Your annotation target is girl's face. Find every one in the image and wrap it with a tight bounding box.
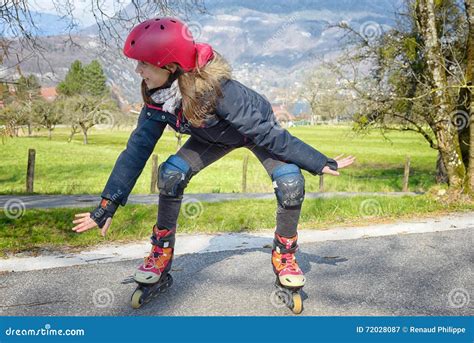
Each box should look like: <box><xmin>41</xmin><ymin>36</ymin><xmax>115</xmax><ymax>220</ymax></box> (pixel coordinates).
<box><xmin>135</xmin><ymin>61</ymin><xmax>177</xmax><ymax>89</ymax></box>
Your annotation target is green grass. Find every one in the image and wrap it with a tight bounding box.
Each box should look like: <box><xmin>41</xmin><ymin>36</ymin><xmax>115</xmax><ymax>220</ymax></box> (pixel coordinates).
<box><xmin>0</xmin><ymin>125</ymin><xmax>438</xmax><ymax>195</ymax></box>
<box><xmin>0</xmin><ymin>194</ymin><xmax>472</xmax><ymax>256</ymax></box>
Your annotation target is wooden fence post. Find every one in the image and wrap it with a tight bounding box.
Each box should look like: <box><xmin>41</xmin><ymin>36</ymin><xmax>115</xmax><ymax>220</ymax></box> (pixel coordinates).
<box><xmin>175</xmin><ymin>133</ymin><xmax>182</xmax><ymax>152</ymax></box>
<box><xmin>150</xmin><ymin>154</ymin><xmax>158</xmax><ymax>193</ymax></box>
<box><xmin>242</xmin><ymin>155</ymin><xmax>249</xmax><ymax>193</ymax></box>
<box><xmin>403</xmin><ymin>156</ymin><xmax>411</xmax><ymax>192</ymax></box>
<box><xmin>26</xmin><ymin>148</ymin><xmax>35</xmax><ymax>193</ymax></box>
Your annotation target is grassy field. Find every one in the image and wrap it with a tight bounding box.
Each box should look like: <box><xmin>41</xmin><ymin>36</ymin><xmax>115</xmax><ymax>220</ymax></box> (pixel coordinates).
<box><xmin>2</xmin><ymin>125</ymin><xmax>472</xmax><ymax>255</ymax></box>
<box><xmin>0</xmin><ymin>125</ymin><xmax>438</xmax><ymax>195</ymax></box>
<box><xmin>1</xmin><ymin>194</ymin><xmax>472</xmax><ymax>256</ymax></box>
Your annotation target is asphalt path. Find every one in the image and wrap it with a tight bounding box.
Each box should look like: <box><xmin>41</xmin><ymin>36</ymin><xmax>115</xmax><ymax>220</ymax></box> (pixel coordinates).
<box><xmin>0</xmin><ymin>192</ymin><xmax>421</xmax><ymax>209</ymax></box>
<box><xmin>0</xmin><ymin>226</ymin><xmax>472</xmax><ymax>316</ymax></box>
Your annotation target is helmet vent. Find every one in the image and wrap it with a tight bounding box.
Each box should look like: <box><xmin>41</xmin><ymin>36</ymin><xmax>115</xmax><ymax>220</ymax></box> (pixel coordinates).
<box><xmin>131</xmin><ymin>40</ymin><xmax>135</xmax><ymax>45</ymax></box>
<box><xmin>145</xmin><ymin>25</ymin><xmax>150</xmax><ymax>29</ymax></box>
<box><xmin>155</xmin><ymin>18</ymin><xmax>160</xmax><ymax>21</ymax></box>
<box><xmin>160</xmin><ymin>24</ymin><xmax>165</xmax><ymax>30</ymax></box>
<box><xmin>170</xmin><ymin>20</ymin><xmax>176</xmax><ymax>23</ymax></box>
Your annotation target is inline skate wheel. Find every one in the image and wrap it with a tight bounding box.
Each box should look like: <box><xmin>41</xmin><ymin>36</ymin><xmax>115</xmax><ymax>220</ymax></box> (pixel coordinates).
<box><xmin>131</xmin><ymin>289</ymin><xmax>144</xmax><ymax>309</ymax></box>
<box><xmin>291</xmin><ymin>293</ymin><xmax>303</xmax><ymax>314</ymax></box>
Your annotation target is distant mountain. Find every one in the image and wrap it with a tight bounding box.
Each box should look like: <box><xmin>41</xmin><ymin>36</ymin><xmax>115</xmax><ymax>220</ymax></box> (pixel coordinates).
<box><xmin>203</xmin><ymin>0</ymin><xmax>399</xmax><ymax>13</ymax></box>
<box><xmin>2</xmin><ymin>0</ymin><xmax>403</xmax><ymax>106</ymax></box>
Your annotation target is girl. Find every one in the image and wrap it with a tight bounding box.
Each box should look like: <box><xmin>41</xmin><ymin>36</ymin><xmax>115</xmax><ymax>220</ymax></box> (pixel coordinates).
<box><xmin>72</xmin><ymin>17</ymin><xmax>355</xmax><ymax>295</ymax></box>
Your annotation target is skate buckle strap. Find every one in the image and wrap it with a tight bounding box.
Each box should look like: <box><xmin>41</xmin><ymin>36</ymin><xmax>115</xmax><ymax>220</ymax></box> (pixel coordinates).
<box><xmin>274</xmin><ymin>237</ymin><xmax>298</xmax><ymax>254</ymax></box>
<box><xmin>150</xmin><ymin>238</ymin><xmax>169</xmax><ymax>248</ymax></box>
<box><xmin>150</xmin><ymin>226</ymin><xmax>176</xmax><ymax>248</ymax></box>
<box><xmin>275</xmin><ymin>245</ymin><xmax>298</xmax><ymax>254</ymax></box>
<box><xmin>150</xmin><ymin>233</ymin><xmax>175</xmax><ymax>248</ymax></box>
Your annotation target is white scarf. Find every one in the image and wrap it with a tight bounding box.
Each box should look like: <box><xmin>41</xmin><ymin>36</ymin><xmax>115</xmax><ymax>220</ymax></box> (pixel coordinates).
<box><xmin>150</xmin><ymin>80</ymin><xmax>182</xmax><ymax>114</ymax></box>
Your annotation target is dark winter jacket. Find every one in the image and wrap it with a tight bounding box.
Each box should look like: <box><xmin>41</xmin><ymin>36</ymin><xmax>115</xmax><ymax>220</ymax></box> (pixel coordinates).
<box><xmin>101</xmin><ymin>79</ymin><xmax>337</xmax><ymax>206</ymax></box>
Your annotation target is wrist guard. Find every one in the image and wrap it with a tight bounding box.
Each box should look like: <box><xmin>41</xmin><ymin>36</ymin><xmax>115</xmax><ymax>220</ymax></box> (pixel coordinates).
<box><xmin>90</xmin><ymin>198</ymin><xmax>119</xmax><ymax>229</ymax></box>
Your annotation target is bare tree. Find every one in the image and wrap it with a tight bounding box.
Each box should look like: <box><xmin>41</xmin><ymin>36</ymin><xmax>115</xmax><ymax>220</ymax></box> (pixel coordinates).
<box><xmin>302</xmin><ymin>67</ymin><xmax>352</xmax><ymax>124</ymax></box>
<box><xmin>33</xmin><ymin>99</ymin><xmax>62</xmax><ymax>140</ymax></box>
<box><xmin>0</xmin><ymin>101</ymin><xmax>28</xmax><ymax>136</ymax></box>
<box><xmin>59</xmin><ymin>95</ymin><xmax>119</xmax><ymax>144</ymax></box>
<box><xmin>0</xmin><ymin>0</ymin><xmax>205</xmax><ymax>77</ymax></box>
<box><xmin>328</xmin><ymin>0</ymin><xmax>472</xmax><ymax>193</ymax></box>
<box><xmin>415</xmin><ymin>0</ymin><xmax>466</xmax><ymax>190</ymax></box>
<box><xmin>464</xmin><ymin>0</ymin><xmax>474</xmax><ymax>191</ymax></box>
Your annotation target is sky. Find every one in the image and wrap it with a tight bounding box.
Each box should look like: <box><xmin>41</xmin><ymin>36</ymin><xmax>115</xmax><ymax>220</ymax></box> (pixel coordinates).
<box><xmin>29</xmin><ymin>0</ymin><xmax>130</xmax><ymax>27</ymax></box>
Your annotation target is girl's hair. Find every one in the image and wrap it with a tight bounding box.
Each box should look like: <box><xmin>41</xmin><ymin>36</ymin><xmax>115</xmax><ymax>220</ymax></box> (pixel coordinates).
<box><xmin>178</xmin><ymin>51</ymin><xmax>232</xmax><ymax>126</ymax></box>
<box><xmin>142</xmin><ymin>50</ymin><xmax>232</xmax><ymax>127</ymax></box>
<box><xmin>141</xmin><ymin>79</ymin><xmax>152</xmax><ymax>105</ymax></box>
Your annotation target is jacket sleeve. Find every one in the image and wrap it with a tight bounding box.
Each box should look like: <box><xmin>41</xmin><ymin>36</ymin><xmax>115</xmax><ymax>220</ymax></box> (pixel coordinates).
<box><xmin>100</xmin><ymin>107</ymin><xmax>167</xmax><ymax>206</ymax></box>
<box><xmin>216</xmin><ymin>80</ymin><xmax>337</xmax><ymax>175</ymax></box>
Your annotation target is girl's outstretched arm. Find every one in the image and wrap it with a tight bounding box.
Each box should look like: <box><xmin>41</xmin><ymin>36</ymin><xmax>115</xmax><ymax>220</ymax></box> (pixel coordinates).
<box><xmin>321</xmin><ymin>154</ymin><xmax>356</xmax><ymax>175</ymax></box>
<box><xmin>72</xmin><ymin>107</ymin><xmax>167</xmax><ymax>235</ymax></box>
<box><xmin>100</xmin><ymin>107</ymin><xmax>167</xmax><ymax>206</ymax></box>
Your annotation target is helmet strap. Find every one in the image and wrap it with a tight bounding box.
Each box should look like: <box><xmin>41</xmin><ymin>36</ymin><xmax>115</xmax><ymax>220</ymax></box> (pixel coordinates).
<box><xmin>157</xmin><ymin>67</ymin><xmax>183</xmax><ymax>89</ymax></box>
<box><xmin>144</xmin><ymin>67</ymin><xmax>183</xmax><ymax>96</ymax></box>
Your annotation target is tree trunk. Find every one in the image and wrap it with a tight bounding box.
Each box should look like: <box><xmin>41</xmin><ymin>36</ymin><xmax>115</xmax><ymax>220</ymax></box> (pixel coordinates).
<box><xmin>465</xmin><ymin>0</ymin><xmax>474</xmax><ymax>193</ymax></box>
<box><xmin>469</xmin><ymin>102</ymin><xmax>473</xmax><ymax>191</ymax></box>
<box><xmin>27</xmin><ymin>123</ymin><xmax>32</xmax><ymax>136</ymax></box>
<box><xmin>78</xmin><ymin>122</ymin><xmax>89</xmax><ymax>145</ymax></box>
<box><xmin>7</xmin><ymin>122</ymin><xmax>15</xmax><ymax>137</ymax></box>
<box><xmin>436</xmin><ymin>152</ymin><xmax>449</xmax><ymax>184</ymax></box>
<box><xmin>68</xmin><ymin>124</ymin><xmax>78</xmax><ymax>143</ymax></box>
<box><xmin>435</xmin><ymin>126</ymin><xmax>466</xmax><ymax>189</ymax></box>
<box><xmin>417</xmin><ymin>0</ymin><xmax>467</xmax><ymax>190</ymax></box>
<box><xmin>458</xmin><ymin>115</ymin><xmax>470</xmax><ymax>168</ymax></box>
<box><xmin>48</xmin><ymin>127</ymin><xmax>52</xmax><ymax>140</ymax></box>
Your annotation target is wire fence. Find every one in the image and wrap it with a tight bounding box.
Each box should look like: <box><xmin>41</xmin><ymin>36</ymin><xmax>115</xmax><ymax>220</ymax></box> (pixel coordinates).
<box><xmin>10</xmin><ymin>149</ymin><xmax>424</xmax><ymax>196</ymax></box>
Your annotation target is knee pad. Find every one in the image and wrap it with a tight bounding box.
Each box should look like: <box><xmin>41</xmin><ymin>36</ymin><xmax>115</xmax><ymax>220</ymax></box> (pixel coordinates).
<box><xmin>158</xmin><ymin>155</ymin><xmax>192</xmax><ymax>197</ymax></box>
<box><xmin>271</xmin><ymin>164</ymin><xmax>305</xmax><ymax>208</ymax></box>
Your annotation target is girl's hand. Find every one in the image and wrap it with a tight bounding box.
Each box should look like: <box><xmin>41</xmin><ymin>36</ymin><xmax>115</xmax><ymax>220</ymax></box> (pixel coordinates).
<box><xmin>72</xmin><ymin>213</ymin><xmax>112</xmax><ymax>237</ymax></box>
<box><xmin>322</xmin><ymin>154</ymin><xmax>356</xmax><ymax>176</ymax></box>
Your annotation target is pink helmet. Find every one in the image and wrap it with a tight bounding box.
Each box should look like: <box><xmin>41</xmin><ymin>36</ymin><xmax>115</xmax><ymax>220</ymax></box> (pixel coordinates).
<box><xmin>123</xmin><ymin>17</ymin><xmax>213</xmax><ymax>72</ymax></box>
